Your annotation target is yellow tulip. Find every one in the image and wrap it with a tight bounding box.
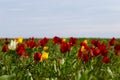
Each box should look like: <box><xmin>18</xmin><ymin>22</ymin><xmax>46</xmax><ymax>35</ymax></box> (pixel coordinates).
<box><xmin>62</xmin><ymin>38</ymin><xmax>66</xmax><ymax>42</ymax></box>
<box><xmin>41</xmin><ymin>52</ymin><xmax>48</xmax><ymax>60</ymax></box>
<box><xmin>17</xmin><ymin>37</ymin><xmax>23</xmax><ymax>43</ymax></box>
<box><xmin>39</xmin><ymin>59</ymin><xmax>43</xmax><ymax>62</ymax></box>
<box><xmin>81</xmin><ymin>46</ymin><xmax>85</xmax><ymax>52</ymax></box>
<box><xmin>43</xmin><ymin>46</ymin><xmax>48</xmax><ymax>51</ymax></box>
<box><xmin>83</xmin><ymin>40</ymin><xmax>88</xmax><ymax>44</ymax></box>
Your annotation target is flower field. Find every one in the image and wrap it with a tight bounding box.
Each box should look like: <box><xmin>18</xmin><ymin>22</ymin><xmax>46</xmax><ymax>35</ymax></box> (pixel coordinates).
<box><xmin>0</xmin><ymin>37</ymin><xmax>120</xmax><ymax>80</ymax></box>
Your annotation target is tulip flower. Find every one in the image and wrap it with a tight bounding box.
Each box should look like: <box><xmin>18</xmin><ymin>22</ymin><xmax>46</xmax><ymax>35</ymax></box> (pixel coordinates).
<box><xmin>109</xmin><ymin>37</ymin><xmax>115</xmax><ymax>46</ymax></box>
<box><xmin>114</xmin><ymin>44</ymin><xmax>120</xmax><ymax>51</ymax></box>
<box><xmin>34</xmin><ymin>52</ymin><xmax>42</xmax><ymax>61</ymax></box>
<box><xmin>60</xmin><ymin>42</ymin><xmax>71</xmax><ymax>53</ymax></box>
<box><xmin>62</xmin><ymin>38</ymin><xmax>66</xmax><ymax>42</ymax></box>
<box><xmin>16</xmin><ymin>44</ymin><xmax>26</xmax><ymax>57</ymax></box>
<box><xmin>8</xmin><ymin>40</ymin><xmax>18</xmax><ymax>50</ymax></box>
<box><xmin>26</xmin><ymin>39</ymin><xmax>36</xmax><ymax>48</ymax></box>
<box><xmin>5</xmin><ymin>38</ymin><xmax>9</xmax><ymax>45</ymax></box>
<box><xmin>81</xmin><ymin>46</ymin><xmax>85</xmax><ymax>52</ymax></box>
<box><xmin>41</xmin><ymin>52</ymin><xmax>48</xmax><ymax>61</ymax></box>
<box><xmin>53</xmin><ymin>36</ymin><xmax>62</xmax><ymax>44</ymax></box>
<box><xmin>39</xmin><ymin>37</ymin><xmax>49</xmax><ymax>47</ymax></box>
<box><xmin>83</xmin><ymin>40</ymin><xmax>88</xmax><ymax>44</ymax></box>
<box><xmin>91</xmin><ymin>40</ymin><xmax>101</xmax><ymax>47</ymax></box>
<box><xmin>114</xmin><ymin>44</ymin><xmax>120</xmax><ymax>55</ymax></box>
<box><xmin>92</xmin><ymin>48</ymin><xmax>100</xmax><ymax>56</ymax></box>
<box><xmin>43</xmin><ymin>46</ymin><xmax>48</xmax><ymax>51</ymax></box>
<box><xmin>102</xmin><ymin>56</ymin><xmax>110</xmax><ymax>64</ymax></box>
<box><xmin>69</xmin><ymin>37</ymin><xmax>77</xmax><ymax>46</ymax></box>
<box><xmin>2</xmin><ymin>45</ymin><xmax>8</xmax><ymax>52</ymax></box>
<box><xmin>82</xmin><ymin>53</ymin><xmax>89</xmax><ymax>63</ymax></box>
<box><xmin>17</xmin><ymin>37</ymin><xmax>23</xmax><ymax>43</ymax></box>
<box><xmin>80</xmin><ymin>40</ymin><xmax>89</xmax><ymax>52</ymax></box>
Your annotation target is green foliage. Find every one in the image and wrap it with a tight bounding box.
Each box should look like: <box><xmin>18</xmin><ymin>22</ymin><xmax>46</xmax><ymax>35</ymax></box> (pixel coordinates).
<box><xmin>0</xmin><ymin>38</ymin><xmax>120</xmax><ymax>80</ymax></box>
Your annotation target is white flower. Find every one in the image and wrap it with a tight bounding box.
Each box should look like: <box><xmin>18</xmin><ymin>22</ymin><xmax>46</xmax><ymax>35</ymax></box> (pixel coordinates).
<box><xmin>58</xmin><ymin>58</ymin><xmax>65</xmax><ymax>65</ymax></box>
<box><xmin>61</xmin><ymin>58</ymin><xmax>65</xmax><ymax>65</ymax></box>
<box><xmin>8</xmin><ymin>40</ymin><xmax>18</xmax><ymax>50</ymax></box>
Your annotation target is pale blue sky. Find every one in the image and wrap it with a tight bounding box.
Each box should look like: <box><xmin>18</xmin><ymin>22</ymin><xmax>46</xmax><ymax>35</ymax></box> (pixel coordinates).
<box><xmin>0</xmin><ymin>0</ymin><xmax>120</xmax><ymax>38</ymax></box>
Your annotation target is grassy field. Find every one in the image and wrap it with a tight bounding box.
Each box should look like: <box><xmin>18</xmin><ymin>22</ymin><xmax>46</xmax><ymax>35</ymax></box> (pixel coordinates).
<box><xmin>0</xmin><ymin>37</ymin><xmax>120</xmax><ymax>80</ymax></box>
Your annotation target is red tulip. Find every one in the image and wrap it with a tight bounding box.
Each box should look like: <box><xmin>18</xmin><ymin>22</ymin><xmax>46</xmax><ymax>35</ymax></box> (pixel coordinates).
<box><xmin>53</xmin><ymin>36</ymin><xmax>62</xmax><ymax>44</ymax></box>
<box><xmin>26</xmin><ymin>39</ymin><xmax>36</xmax><ymax>48</ymax></box>
<box><xmin>34</xmin><ymin>52</ymin><xmax>42</xmax><ymax>61</ymax></box>
<box><xmin>31</xmin><ymin>37</ymin><xmax>35</xmax><ymax>41</ymax></box>
<box><xmin>60</xmin><ymin>42</ymin><xmax>71</xmax><ymax>53</ymax></box>
<box><xmin>80</xmin><ymin>42</ymin><xmax>87</xmax><ymax>46</ymax></box>
<box><xmin>82</xmin><ymin>54</ymin><xmax>89</xmax><ymax>63</ymax></box>
<box><xmin>5</xmin><ymin>38</ymin><xmax>9</xmax><ymax>45</ymax></box>
<box><xmin>69</xmin><ymin>37</ymin><xmax>77</xmax><ymax>46</ymax></box>
<box><xmin>16</xmin><ymin>44</ymin><xmax>26</xmax><ymax>56</ymax></box>
<box><xmin>114</xmin><ymin>44</ymin><xmax>120</xmax><ymax>51</ymax></box>
<box><xmin>85</xmin><ymin>45</ymin><xmax>91</xmax><ymax>51</ymax></box>
<box><xmin>99</xmin><ymin>43</ymin><xmax>108</xmax><ymax>56</ymax></box>
<box><xmin>2</xmin><ymin>45</ymin><xmax>8</xmax><ymax>52</ymax></box>
<box><xmin>114</xmin><ymin>50</ymin><xmax>120</xmax><ymax>56</ymax></box>
<box><xmin>102</xmin><ymin>56</ymin><xmax>110</xmax><ymax>64</ymax></box>
<box><xmin>109</xmin><ymin>37</ymin><xmax>115</xmax><ymax>46</ymax></box>
<box><xmin>92</xmin><ymin>48</ymin><xmax>100</xmax><ymax>56</ymax></box>
<box><xmin>101</xmin><ymin>49</ymin><xmax>108</xmax><ymax>56</ymax></box>
<box><xmin>39</xmin><ymin>37</ymin><xmax>49</xmax><ymax>47</ymax></box>
<box><xmin>91</xmin><ymin>40</ymin><xmax>101</xmax><ymax>47</ymax></box>
<box><xmin>114</xmin><ymin>44</ymin><xmax>120</xmax><ymax>56</ymax></box>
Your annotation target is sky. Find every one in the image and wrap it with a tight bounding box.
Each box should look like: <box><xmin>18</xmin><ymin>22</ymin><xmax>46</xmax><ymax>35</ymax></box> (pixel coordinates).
<box><xmin>0</xmin><ymin>0</ymin><xmax>120</xmax><ymax>38</ymax></box>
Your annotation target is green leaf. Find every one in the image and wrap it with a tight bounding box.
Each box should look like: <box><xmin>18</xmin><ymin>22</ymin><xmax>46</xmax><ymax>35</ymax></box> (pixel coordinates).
<box><xmin>107</xmin><ymin>67</ymin><xmax>114</xmax><ymax>78</ymax></box>
<box><xmin>0</xmin><ymin>74</ymin><xmax>15</xmax><ymax>80</ymax></box>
